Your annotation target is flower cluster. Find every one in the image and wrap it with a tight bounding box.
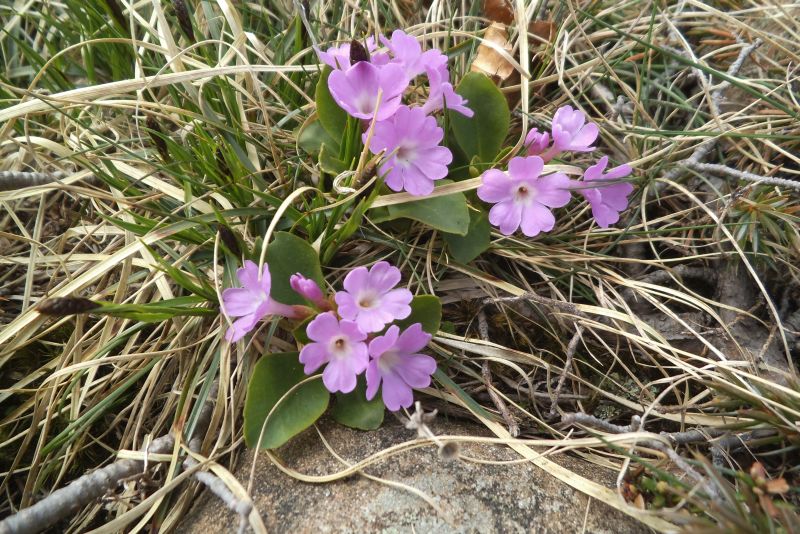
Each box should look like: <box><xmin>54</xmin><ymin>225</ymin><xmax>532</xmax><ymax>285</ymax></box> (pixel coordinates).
<box><xmin>221</xmin><ymin>260</ymin><xmax>437</xmax><ymax>411</ymax></box>
<box><xmin>477</xmin><ymin>105</ymin><xmax>634</xmax><ymax>235</ymax></box>
<box><xmin>318</xmin><ymin>31</ymin><xmax>472</xmax><ymax>197</ymax></box>
<box><xmin>298</xmin><ymin>262</ymin><xmax>436</xmax><ymax>411</ymax></box>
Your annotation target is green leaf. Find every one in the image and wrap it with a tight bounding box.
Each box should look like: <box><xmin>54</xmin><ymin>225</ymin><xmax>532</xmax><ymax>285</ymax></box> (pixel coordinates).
<box><xmin>297</xmin><ymin>116</ymin><xmax>338</xmax><ymax>156</ymax></box>
<box><xmin>319</xmin><ymin>143</ymin><xmax>348</xmax><ymax>175</ymax></box>
<box><xmin>450</xmin><ymin>72</ymin><xmax>510</xmax><ymax>163</ymax></box>
<box><xmin>292</xmin><ymin>316</ymin><xmax>313</xmax><ymax>345</ymax></box>
<box><xmin>443</xmin><ymin>210</ymin><xmax>490</xmax><ymax>263</ymax></box>
<box><xmin>381</xmin><ymin>185</ymin><xmax>470</xmax><ymax>235</ymax></box>
<box><xmin>331</xmin><ymin>377</ymin><xmax>384</xmax><ymax>430</ymax></box>
<box><xmin>265</xmin><ymin>232</ymin><xmax>324</xmax><ymax>305</ymax></box>
<box><xmin>315</xmin><ymin>67</ymin><xmax>347</xmax><ymax>139</ymax></box>
<box><xmin>96</xmin><ymin>297</ymin><xmax>216</xmax><ymax>322</ymax></box>
<box><xmin>395</xmin><ymin>295</ymin><xmax>442</xmax><ymax>334</ymax></box>
<box><xmin>244</xmin><ymin>352</ymin><xmax>330</xmax><ymax>449</ymax></box>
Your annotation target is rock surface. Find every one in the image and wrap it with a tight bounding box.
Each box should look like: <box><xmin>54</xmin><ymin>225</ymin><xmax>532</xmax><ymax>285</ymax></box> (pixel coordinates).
<box><xmin>179</xmin><ymin>417</ymin><xmax>651</xmax><ymax>533</ymax></box>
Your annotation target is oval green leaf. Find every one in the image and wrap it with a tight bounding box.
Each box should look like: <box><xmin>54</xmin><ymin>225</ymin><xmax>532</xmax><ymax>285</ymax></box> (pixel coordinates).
<box><xmin>315</xmin><ymin>67</ymin><xmax>347</xmax><ymax>139</ymax></box>
<box><xmin>331</xmin><ymin>377</ymin><xmax>384</xmax><ymax>430</ymax></box>
<box><xmin>395</xmin><ymin>295</ymin><xmax>442</xmax><ymax>334</ymax></box>
<box><xmin>265</xmin><ymin>232</ymin><xmax>324</xmax><ymax>305</ymax></box>
<box><xmin>383</xmin><ymin>188</ymin><xmax>470</xmax><ymax>235</ymax></box>
<box><xmin>297</xmin><ymin>115</ymin><xmax>338</xmax><ymax>156</ymax></box>
<box><xmin>244</xmin><ymin>352</ymin><xmax>330</xmax><ymax>449</ymax></box>
<box><xmin>450</xmin><ymin>72</ymin><xmax>510</xmax><ymax>163</ymax></box>
<box><xmin>443</xmin><ymin>209</ymin><xmax>490</xmax><ymax>263</ymax></box>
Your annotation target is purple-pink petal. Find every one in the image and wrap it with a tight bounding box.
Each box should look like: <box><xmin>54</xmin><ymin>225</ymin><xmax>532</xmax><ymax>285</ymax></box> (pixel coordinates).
<box><xmin>236</xmin><ymin>260</ymin><xmax>264</xmax><ymax>291</ymax></box>
<box><xmin>365</xmin><ymin>105</ymin><xmax>451</xmax><ymax>196</ymax></box>
<box><xmin>489</xmin><ymin>200</ymin><xmax>523</xmax><ymax>236</ymax></box>
<box><xmin>524</xmin><ymin>129</ymin><xmax>550</xmax><ymax>156</ymax></box>
<box><xmin>365</xmin><ymin>361</ymin><xmax>382</xmax><ymax>401</ymax></box>
<box><xmin>394</xmin><ymin>323</ymin><xmax>432</xmax><ymax>354</ymax></box>
<box><xmin>381</xmin><ymin>372</ymin><xmax>414</xmax><ymax>411</ymax></box>
<box><xmin>477</xmin><ymin>169</ymin><xmax>514</xmax><ymax>203</ymax></box>
<box><xmin>368</xmin><ymin>325</ymin><xmax>400</xmax><ymax>358</ymax></box>
<box><xmin>299</xmin><ymin>342</ymin><xmax>330</xmax><ymax>374</ymax></box>
<box><xmin>306</xmin><ymin>311</ymin><xmax>340</xmax><ymax>343</ymax></box>
<box><xmin>508</xmin><ymin>155</ymin><xmax>544</xmax><ymax>180</ymax></box>
<box><xmin>394</xmin><ymin>354</ymin><xmax>437</xmax><ymax>388</ymax></box>
<box><xmin>290</xmin><ymin>273</ymin><xmax>325</xmax><ymax>305</ymax></box>
<box><xmin>221</xmin><ymin>287</ymin><xmax>260</xmax><ymax>316</ymax></box>
<box><xmin>328</xmin><ymin>62</ymin><xmax>407</xmax><ymax>121</ymax></box>
<box><xmin>550</xmin><ymin>105</ymin><xmax>598</xmax><ymax>154</ymax></box>
<box><xmin>366</xmin><ymin>324</ymin><xmax>435</xmax><ymax>411</ymax></box>
<box><xmin>379</xmin><ymin>288</ymin><xmax>413</xmax><ymax>319</ymax></box>
<box><xmin>367</xmin><ymin>261</ymin><xmax>401</xmax><ymax>292</ymax></box>
<box><xmin>535</xmin><ymin>173</ymin><xmax>573</xmax><ymax>207</ymax></box>
<box><xmin>520</xmin><ymin>203</ymin><xmax>555</xmax><ymax>237</ymax></box>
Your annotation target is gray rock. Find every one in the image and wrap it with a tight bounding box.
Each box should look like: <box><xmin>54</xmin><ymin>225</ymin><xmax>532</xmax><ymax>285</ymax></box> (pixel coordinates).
<box><xmin>179</xmin><ymin>417</ymin><xmax>651</xmax><ymax>534</ymax></box>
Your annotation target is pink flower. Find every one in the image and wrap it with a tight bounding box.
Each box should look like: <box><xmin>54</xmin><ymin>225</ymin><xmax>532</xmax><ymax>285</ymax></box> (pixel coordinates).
<box><xmin>540</xmin><ymin>105</ymin><xmax>599</xmax><ymax>161</ymax></box>
<box><xmin>421</xmin><ymin>66</ymin><xmax>473</xmax><ymax>117</ymax></box>
<box><xmin>524</xmin><ymin>128</ymin><xmax>550</xmax><ymax>156</ymax></box>
<box><xmin>334</xmin><ymin>261</ymin><xmax>413</xmax><ymax>333</ymax></box>
<box><xmin>381</xmin><ymin>30</ymin><xmax>448</xmax><ymax>79</ymax></box>
<box><xmin>477</xmin><ymin>156</ymin><xmax>572</xmax><ymax>237</ymax></box>
<box><xmin>576</xmin><ymin>156</ymin><xmax>634</xmax><ymax>228</ymax></box>
<box><xmin>365</xmin><ymin>105</ymin><xmax>452</xmax><ymax>196</ymax></box>
<box><xmin>328</xmin><ymin>62</ymin><xmax>408</xmax><ymax>121</ymax></box>
<box><xmin>299</xmin><ymin>312</ymin><xmax>369</xmax><ymax>393</ymax></box>
<box><xmin>366</xmin><ymin>323</ymin><xmax>436</xmax><ymax>411</ymax></box>
<box><xmin>316</xmin><ymin>36</ymin><xmax>388</xmax><ymax>70</ymax></box>
<box><xmin>290</xmin><ymin>273</ymin><xmax>327</xmax><ymax>308</ymax></box>
<box><xmin>221</xmin><ymin>261</ymin><xmax>298</xmax><ymax>342</ymax></box>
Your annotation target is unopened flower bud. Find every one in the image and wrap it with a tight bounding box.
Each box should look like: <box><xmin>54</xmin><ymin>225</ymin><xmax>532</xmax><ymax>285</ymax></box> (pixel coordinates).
<box><xmin>37</xmin><ymin>297</ymin><xmax>100</xmax><ymax>316</ymax></box>
<box><xmin>349</xmin><ymin>39</ymin><xmax>370</xmax><ymax>65</ymax></box>
<box><xmin>290</xmin><ymin>273</ymin><xmax>326</xmax><ymax>308</ymax></box>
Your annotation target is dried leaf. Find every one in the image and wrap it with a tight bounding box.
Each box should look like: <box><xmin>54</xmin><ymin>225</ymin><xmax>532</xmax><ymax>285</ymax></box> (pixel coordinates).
<box><xmin>750</xmin><ymin>461</ymin><xmax>767</xmax><ymax>481</ymax></box>
<box><xmin>529</xmin><ymin>21</ymin><xmax>555</xmax><ymax>45</ymax></box>
<box><xmin>764</xmin><ymin>478</ymin><xmax>790</xmax><ymax>494</ymax></box>
<box><xmin>483</xmin><ymin>0</ymin><xmax>514</xmax><ymax>24</ymax></box>
<box><xmin>471</xmin><ymin>23</ymin><xmax>515</xmax><ymax>83</ymax></box>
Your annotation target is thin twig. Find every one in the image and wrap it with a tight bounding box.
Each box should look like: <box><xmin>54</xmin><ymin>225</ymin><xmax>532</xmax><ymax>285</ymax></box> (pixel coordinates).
<box><xmin>561</xmin><ymin>412</ymin><xmax>721</xmax><ymax>501</ymax></box>
<box><xmin>685</xmin><ymin>162</ymin><xmax>800</xmax><ymax>190</ymax></box>
<box><xmin>549</xmin><ymin>325</ymin><xmax>584</xmax><ymax>417</ymax></box>
<box><xmin>0</xmin><ymin>171</ymin><xmax>68</xmax><ymax>191</ymax></box>
<box><xmin>478</xmin><ymin>310</ymin><xmax>520</xmax><ymax>437</ymax></box>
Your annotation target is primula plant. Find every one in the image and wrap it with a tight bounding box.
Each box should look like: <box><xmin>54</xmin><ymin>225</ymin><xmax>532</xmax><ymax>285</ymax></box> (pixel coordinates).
<box><xmin>233</xmin><ymin>30</ymin><xmax>637</xmax><ymax>449</ymax></box>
